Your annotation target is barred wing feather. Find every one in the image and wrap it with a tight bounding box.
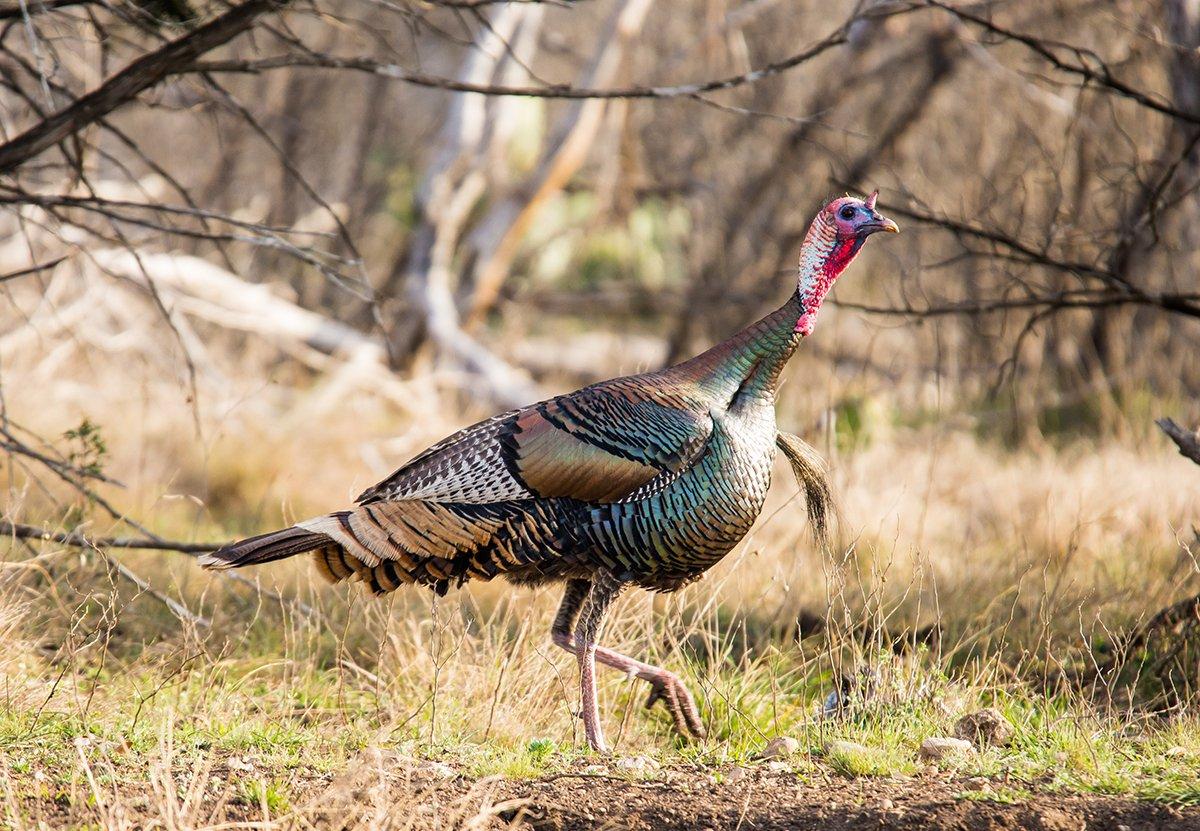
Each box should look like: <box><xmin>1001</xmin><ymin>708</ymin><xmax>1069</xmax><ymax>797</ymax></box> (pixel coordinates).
<box><xmin>356</xmin><ymin>380</ymin><xmax>713</xmax><ymax>506</ymax></box>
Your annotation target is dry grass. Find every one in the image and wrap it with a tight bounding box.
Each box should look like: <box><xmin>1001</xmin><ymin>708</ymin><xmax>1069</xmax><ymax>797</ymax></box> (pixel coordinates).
<box><xmin>3</xmin><ymin>315</ymin><xmax>1200</xmax><ymax>828</ymax></box>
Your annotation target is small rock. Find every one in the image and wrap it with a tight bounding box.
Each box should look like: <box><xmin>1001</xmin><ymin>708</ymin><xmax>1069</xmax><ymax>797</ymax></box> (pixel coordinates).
<box><xmin>1165</xmin><ymin>746</ymin><xmax>1189</xmax><ymax>758</ymax></box>
<box><xmin>724</xmin><ymin>766</ymin><xmax>748</xmax><ymax>783</ymax></box>
<box><xmin>1116</xmin><ymin>825</ymin><xmax>1131</xmax><ymax>831</ymax></box>
<box><xmin>419</xmin><ymin>761</ymin><xmax>457</xmax><ymax>779</ymax></box>
<box><xmin>756</xmin><ymin>736</ymin><xmax>801</xmax><ymax>760</ymax></box>
<box><xmin>953</xmin><ymin>708</ymin><xmax>1014</xmax><ymax>748</ymax></box>
<box><xmin>961</xmin><ymin>777</ymin><xmax>990</xmax><ymax>792</ymax></box>
<box><xmin>766</xmin><ymin>761</ymin><xmax>790</xmax><ymax>773</ymax></box>
<box><xmin>581</xmin><ymin>764</ymin><xmax>608</xmax><ymax>775</ymax></box>
<box><xmin>918</xmin><ymin>737</ymin><xmax>975</xmax><ymax>762</ymax></box>
<box><xmin>227</xmin><ymin>756</ymin><xmax>254</xmax><ymax>773</ymax></box>
<box><xmin>614</xmin><ymin>755</ymin><xmax>659</xmax><ymax>773</ymax></box>
<box><xmin>824</xmin><ymin>739</ymin><xmax>870</xmax><ymax>757</ymax></box>
<box><xmin>874</xmin><ymin>798</ymin><xmax>895</xmax><ymax>811</ymax></box>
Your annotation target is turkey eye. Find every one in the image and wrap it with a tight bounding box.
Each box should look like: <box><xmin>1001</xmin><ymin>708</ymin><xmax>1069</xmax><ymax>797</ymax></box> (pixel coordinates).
<box><xmin>839</xmin><ymin>206</ymin><xmax>856</xmax><ymax>220</ymax></box>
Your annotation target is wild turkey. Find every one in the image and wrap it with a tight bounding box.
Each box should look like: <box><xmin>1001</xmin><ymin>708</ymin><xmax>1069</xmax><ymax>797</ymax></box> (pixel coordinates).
<box><xmin>200</xmin><ymin>192</ymin><xmax>898</xmax><ymax>752</ymax></box>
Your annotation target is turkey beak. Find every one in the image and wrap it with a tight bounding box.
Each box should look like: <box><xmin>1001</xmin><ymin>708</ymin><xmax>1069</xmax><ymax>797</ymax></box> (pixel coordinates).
<box><xmin>863</xmin><ymin>212</ymin><xmax>899</xmax><ymax>235</ymax></box>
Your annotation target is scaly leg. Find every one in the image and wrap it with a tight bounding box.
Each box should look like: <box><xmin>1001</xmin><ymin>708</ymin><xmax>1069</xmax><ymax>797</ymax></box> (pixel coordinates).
<box><xmin>552</xmin><ymin>577</ymin><xmax>705</xmax><ymax>743</ymax></box>
<box><xmin>573</xmin><ymin>571</ymin><xmax>623</xmax><ymax>752</ymax></box>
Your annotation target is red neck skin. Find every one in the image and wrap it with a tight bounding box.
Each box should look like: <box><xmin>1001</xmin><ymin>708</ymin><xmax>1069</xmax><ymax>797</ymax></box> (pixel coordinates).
<box><xmin>793</xmin><ymin>218</ymin><xmax>863</xmax><ymax>336</ymax></box>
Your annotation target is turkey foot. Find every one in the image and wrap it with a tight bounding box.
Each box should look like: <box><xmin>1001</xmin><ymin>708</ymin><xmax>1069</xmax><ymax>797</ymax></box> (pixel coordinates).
<box><xmin>643</xmin><ymin>669</ymin><xmax>706</xmax><ymax>739</ymax></box>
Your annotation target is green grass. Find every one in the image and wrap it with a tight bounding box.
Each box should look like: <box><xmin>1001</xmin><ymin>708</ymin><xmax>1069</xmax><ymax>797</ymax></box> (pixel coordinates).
<box><xmin>824</xmin><ymin>741</ymin><xmax>906</xmax><ymax>777</ymax></box>
<box><xmin>4</xmin><ymin>610</ymin><xmax>1198</xmax><ymax>807</ymax></box>
<box><xmin>958</xmin><ymin>785</ymin><xmax>1033</xmax><ymax>804</ymax></box>
<box><xmin>238</xmin><ymin>779</ymin><xmax>292</xmax><ymax>814</ymax></box>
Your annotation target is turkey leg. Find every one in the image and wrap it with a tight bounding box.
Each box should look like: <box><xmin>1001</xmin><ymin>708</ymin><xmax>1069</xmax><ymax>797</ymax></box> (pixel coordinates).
<box><xmin>553</xmin><ymin>577</ymin><xmax>705</xmax><ymax>747</ymax></box>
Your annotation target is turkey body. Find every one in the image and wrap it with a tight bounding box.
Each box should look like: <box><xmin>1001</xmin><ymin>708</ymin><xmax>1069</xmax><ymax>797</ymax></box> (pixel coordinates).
<box><xmin>392</xmin><ymin>363</ymin><xmax>780</xmax><ymax>595</ymax></box>
<box><xmin>255</xmin><ymin>295</ymin><xmax>802</xmax><ymax>597</ymax></box>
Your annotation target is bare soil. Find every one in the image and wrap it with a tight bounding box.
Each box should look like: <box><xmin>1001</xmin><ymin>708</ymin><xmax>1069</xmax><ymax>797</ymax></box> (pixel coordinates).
<box><xmin>304</xmin><ymin>754</ymin><xmax>1200</xmax><ymax>831</ymax></box>
<box><xmin>494</xmin><ymin>776</ymin><xmax>1195</xmax><ymax>831</ymax></box>
<box><xmin>14</xmin><ymin>752</ymin><xmax>1199</xmax><ymax>829</ymax></box>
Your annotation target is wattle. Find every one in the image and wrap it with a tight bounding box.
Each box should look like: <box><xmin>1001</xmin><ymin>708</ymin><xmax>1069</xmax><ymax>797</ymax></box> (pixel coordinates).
<box><xmin>795</xmin><ymin>236</ymin><xmax>859</xmax><ymax>333</ymax></box>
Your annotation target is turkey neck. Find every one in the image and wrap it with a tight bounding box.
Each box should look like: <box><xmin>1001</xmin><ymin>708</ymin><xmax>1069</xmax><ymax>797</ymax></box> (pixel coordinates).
<box><xmin>673</xmin><ymin>209</ymin><xmax>860</xmax><ymax>409</ymax></box>
<box><xmin>675</xmin><ymin>290</ymin><xmax>806</xmax><ymax>409</ymax></box>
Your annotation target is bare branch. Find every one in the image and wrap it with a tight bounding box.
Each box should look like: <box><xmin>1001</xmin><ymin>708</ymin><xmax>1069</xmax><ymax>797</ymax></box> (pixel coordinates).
<box><xmin>0</xmin><ymin>424</ymin><xmax>124</xmax><ymax>485</ymax></box>
<box><xmin>881</xmin><ymin>201</ymin><xmax>1116</xmax><ymax>283</ymax></box>
<box><xmin>0</xmin><ymin>0</ymin><xmax>282</xmax><ymax>174</ymax></box>
<box><xmin>832</xmin><ymin>292</ymin><xmax>1200</xmax><ymax>318</ymax></box>
<box><xmin>188</xmin><ymin>8</ymin><xmax>886</xmax><ymax>100</ymax></box>
<box><xmin>0</xmin><ymin>0</ymin><xmax>92</xmax><ymax>20</ymax></box>
<box><xmin>1</xmin><ymin>419</ymin><xmax>317</xmax><ymax>618</ymax></box>
<box><xmin>425</xmin><ymin>0</ymin><xmax>568</xmax><ymax>7</ymax></box>
<box><xmin>3</xmin><ymin>521</ymin><xmax>215</xmax><ymax>627</ymax></box>
<box><xmin>844</xmin><ymin>200</ymin><xmax>1200</xmax><ymax>322</ymax></box>
<box><xmin>1</xmin><ymin>520</ymin><xmax>219</xmax><ymax>553</ymax></box>
<box><xmin>100</xmin><ymin>550</ymin><xmax>212</xmax><ymax>628</ymax></box>
<box><xmin>1157</xmin><ymin>417</ymin><xmax>1200</xmax><ymax>466</ymax></box>
<box><xmin>929</xmin><ymin>0</ymin><xmax>1200</xmax><ymax>126</ymax></box>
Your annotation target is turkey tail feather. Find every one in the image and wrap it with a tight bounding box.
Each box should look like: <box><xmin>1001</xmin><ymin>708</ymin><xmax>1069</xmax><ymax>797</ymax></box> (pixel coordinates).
<box><xmin>199</xmin><ymin>527</ymin><xmax>331</xmax><ymax>570</ymax></box>
<box><xmin>201</xmin><ymin>497</ymin><xmax>558</xmax><ymax>598</ymax></box>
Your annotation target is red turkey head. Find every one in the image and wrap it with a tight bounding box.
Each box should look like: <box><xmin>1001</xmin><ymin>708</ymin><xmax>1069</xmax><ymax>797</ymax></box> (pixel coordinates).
<box><xmin>794</xmin><ymin>191</ymin><xmax>899</xmax><ymax>336</ymax></box>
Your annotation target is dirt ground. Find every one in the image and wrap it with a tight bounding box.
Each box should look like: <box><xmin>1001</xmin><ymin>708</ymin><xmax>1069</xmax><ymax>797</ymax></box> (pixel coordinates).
<box><xmin>492</xmin><ymin>778</ymin><xmax>1195</xmax><ymax>831</ymax></box>
<box><xmin>12</xmin><ymin>751</ymin><xmax>1199</xmax><ymax>829</ymax></box>
<box><xmin>299</xmin><ymin>754</ymin><xmax>1200</xmax><ymax>831</ymax></box>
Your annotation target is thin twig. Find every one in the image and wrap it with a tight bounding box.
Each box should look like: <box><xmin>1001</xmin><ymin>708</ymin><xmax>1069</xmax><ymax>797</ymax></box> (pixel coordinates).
<box><xmin>0</xmin><ymin>255</ymin><xmax>66</xmax><ymax>282</ymax></box>
<box><xmin>832</xmin><ymin>291</ymin><xmax>1200</xmax><ymax>319</ymax></box>
<box><xmin>0</xmin><ymin>434</ymin><xmax>124</xmax><ymax>485</ymax></box>
<box><xmin>1</xmin><ymin>520</ymin><xmax>221</xmax><ymax>552</ymax></box>
<box><xmin>1</xmin><ymin>524</ymin><xmax>212</xmax><ymax>626</ymax></box>
<box><xmin>2</xmin><ymin>520</ymin><xmax>318</xmax><ymax>617</ymax></box>
<box><xmin>0</xmin><ymin>0</ymin><xmax>93</xmax><ymax>19</ymax></box>
<box><xmin>100</xmin><ymin>549</ymin><xmax>212</xmax><ymax>628</ymax></box>
<box><xmin>928</xmin><ymin>0</ymin><xmax>1200</xmax><ymax>126</ymax></box>
<box><xmin>189</xmin><ymin>7</ymin><xmax>895</xmax><ymax>100</ymax></box>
